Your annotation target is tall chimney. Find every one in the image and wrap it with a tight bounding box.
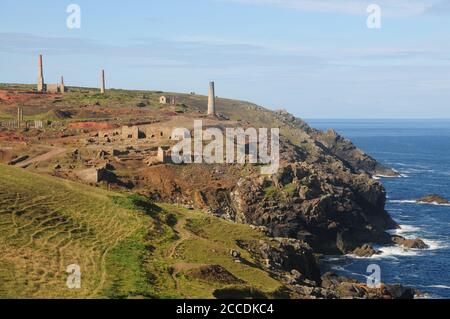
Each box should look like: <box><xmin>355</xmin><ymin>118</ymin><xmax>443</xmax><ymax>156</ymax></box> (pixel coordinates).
<box><xmin>17</xmin><ymin>107</ymin><xmax>23</xmax><ymax>128</ymax></box>
<box><xmin>37</xmin><ymin>54</ymin><xmax>45</xmax><ymax>92</ymax></box>
<box><xmin>60</xmin><ymin>76</ymin><xmax>65</xmax><ymax>93</ymax></box>
<box><xmin>207</xmin><ymin>81</ymin><xmax>216</xmax><ymax>116</ymax></box>
<box><xmin>100</xmin><ymin>69</ymin><xmax>105</xmax><ymax>94</ymax></box>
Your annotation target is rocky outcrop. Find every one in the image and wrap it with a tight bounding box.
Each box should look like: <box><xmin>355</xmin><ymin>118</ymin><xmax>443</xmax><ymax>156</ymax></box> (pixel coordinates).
<box><xmin>313</xmin><ymin>128</ymin><xmax>399</xmax><ymax>177</ymax></box>
<box><xmin>259</xmin><ymin>238</ymin><xmax>321</xmax><ymax>283</ymax></box>
<box><xmin>320</xmin><ymin>272</ymin><xmax>415</xmax><ymax>299</ymax></box>
<box><xmin>416</xmin><ymin>194</ymin><xmax>450</xmax><ymax>205</ymax></box>
<box><xmin>270</xmin><ymin>110</ymin><xmax>398</xmax><ymax>177</ymax></box>
<box><xmin>352</xmin><ymin>244</ymin><xmax>381</xmax><ymax>257</ymax></box>
<box><xmin>229</xmin><ymin>160</ymin><xmax>397</xmax><ymax>255</ymax></box>
<box><xmin>391</xmin><ymin>235</ymin><xmax>429</xmax><ymax>249</ymax></box>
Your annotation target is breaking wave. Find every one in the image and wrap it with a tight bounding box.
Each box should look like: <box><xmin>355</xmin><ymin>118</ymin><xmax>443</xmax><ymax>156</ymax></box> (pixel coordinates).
<box><xmin>389</xmin><ymin>199</ymin><xmax>450</xmax><ymax>207</ymax></box>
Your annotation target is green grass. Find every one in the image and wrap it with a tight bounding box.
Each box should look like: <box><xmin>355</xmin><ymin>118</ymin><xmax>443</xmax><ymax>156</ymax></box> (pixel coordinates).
<box><xmin>0</xmin><ymin>165</ymin><xmax>285</xmax><ymax>299</ymax></box>
<box><xmin>283</xmin><ymin>183</ymin><xmax>298</xmax><ymax>196</ymax></box>
<box><xmin>157</xmin><ymin>206</ymin><xmax>283</xmax><ymax>298</ymax></box>
<box><xmin>263</xmin><ymin>185</ymin><xmax>282</xmax><ymax>200</ymax></box>
<box><xmin>0</xmin><ymin>164</ymin><xmax>148</xmax><ymax>298</ymax></box>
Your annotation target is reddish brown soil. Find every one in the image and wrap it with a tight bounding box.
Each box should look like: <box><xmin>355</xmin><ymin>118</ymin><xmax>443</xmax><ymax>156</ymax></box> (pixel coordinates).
<box><xmin>0</xmin><ymin>130</ymin><xmax>26</xmax><ymax>142</ymax></box>
<box><xmin>68</xmin><ymin>122</ymin><xmax>119</xmax><ymax>130</ymax></box>
<box><xmin>0</xmin><ymin>90</ymin><xmax>60</xmax><ymax>105</ymax></box>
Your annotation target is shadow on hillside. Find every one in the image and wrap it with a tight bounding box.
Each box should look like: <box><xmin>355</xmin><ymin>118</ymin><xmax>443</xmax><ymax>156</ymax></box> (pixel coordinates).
<box><xmin>110</xmin><ymin>194</ymin><xmax>162</xmax><ymax>218</ymax></box>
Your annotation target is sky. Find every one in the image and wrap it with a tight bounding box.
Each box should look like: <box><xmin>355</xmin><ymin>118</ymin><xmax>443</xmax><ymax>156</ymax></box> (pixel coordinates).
<box><xmin>0</xmin><ymin>0</ymin><xmax>449</xmax><ymax>119</ymax></box>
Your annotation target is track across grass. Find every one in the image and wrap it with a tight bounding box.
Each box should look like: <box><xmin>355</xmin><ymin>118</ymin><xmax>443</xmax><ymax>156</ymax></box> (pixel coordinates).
<box><xmin>0</xmin><ymin>165</ymin><xmax>285</xmax><ymax>298</ymax></box>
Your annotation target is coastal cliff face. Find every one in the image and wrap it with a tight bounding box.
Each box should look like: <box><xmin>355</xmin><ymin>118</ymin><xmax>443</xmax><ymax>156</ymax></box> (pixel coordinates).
<box><xmin>136</xmin><ymin>108</ymin><xmax>399</xmax><ymax>256</ymax></box>
<box><xmin>226</xmin><ymin>125</ymin><xmax>398</xmax><ymax>255</ymax></box>
<box><xmin>229</xmin><ymin>161</ymin><xmax>396</xmax><ymax>255</ymax></box>
<box><xmin>130</xmin><ymin>108</ymin><xmax>415</xmax><ymax>298</ymax></box>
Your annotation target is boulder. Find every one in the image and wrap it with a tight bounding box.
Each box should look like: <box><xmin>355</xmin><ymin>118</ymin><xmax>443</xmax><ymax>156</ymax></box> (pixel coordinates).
<box><xmin>259</xmin><ymin>238</ymin><xmax>321</xmax><ymax>283</ymax></box>
<box><xmin>416</xmin><ymin>194</ymin><xmax>450</xmax><ymax>205</ymax></box>
<box><xmin>352</xmin><ymin>244</ymin><xmax>380</xmax><ymax>257</ymax></box>
<box><xmin>229</xmin><ymin>249</ymin><xmax>241</xmax><ymax>259</ymax></box>
<box><xmin>391</xmin><ymin>235</ymin><xmax>429</xmax><ymax>249</ymax></box>
<box><xmin>385</xmin><ymin>284</ymin><xmax>415</xmax><ymax>299</ymax></box>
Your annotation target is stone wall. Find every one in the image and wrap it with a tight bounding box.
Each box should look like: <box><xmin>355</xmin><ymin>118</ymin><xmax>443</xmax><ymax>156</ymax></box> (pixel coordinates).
<box><xmin>121</xmin><ymin>126</ymin><xmax>140</xmax><ymax>139</ymax></box>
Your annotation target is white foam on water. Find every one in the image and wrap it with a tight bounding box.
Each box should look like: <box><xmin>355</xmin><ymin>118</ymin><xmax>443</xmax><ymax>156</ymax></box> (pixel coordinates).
<box><xmin>376</xmin><ymin>245</ymin><xmax>420</xmax><ymax>258</ymax></box>
<box><xmin>428</xmin><ymin>285</ymin><xmax>450</xmax><ymax>289</ymax></box>
<box><xmin>423</xmin><ymin>238</ymin><xmax>448</xmax><ymax>250</ymax></box>
<box><xmin>326</xmin><ymin>257</ymin><xmax>342</xmax><ymax>262</ymax></box>
<box><xmin>389</xmin><ymin>199</ymin><xmax>417</xmax><ymax>204</ymax></box>
<box><xmin>374</xmin><ymin>174</ymin><xmax>402</xmax><ymax>179</ymax></box>
<box><xmin>346</xmin><ymin>245</ymin><xmax>419</xmax><ymax>260</ymax></box>
<box><xmin>348</xmin><ymin>224</ymin><xmax>447</xmax><ymax>260</ymax></box>
<box><xmin>390</xmin><ymin>199</ymin><xmax>450</xmax><ymax>207</ymax></box>
<box><xmin>331</xmin><ymin>265</ymin><xmax>367</xmax><ymax>279</ymax></box>
<box><xmin>418</xmin><ymin>201</ymin><xmax>450</xmax><ymax>207</ymax></box>
<box><xmin>387</xmin><ymin>224</ymin><xmax>422</xmax><ymax>236</ymax></box>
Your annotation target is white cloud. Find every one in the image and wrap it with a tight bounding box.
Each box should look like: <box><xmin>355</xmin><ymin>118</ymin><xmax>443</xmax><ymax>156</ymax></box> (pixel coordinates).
<box><xmin>219</xmin><ymin>0</ymin><xmax>440</xmax><ymax>17</ymax></box>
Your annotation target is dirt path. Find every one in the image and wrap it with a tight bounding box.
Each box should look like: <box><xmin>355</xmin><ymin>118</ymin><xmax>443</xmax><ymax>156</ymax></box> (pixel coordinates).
<box><xmin>16</xmin><ymin>147</ymin><xmax>67</xmax><ymax>168</ymax></box>
<box><xmin>167</xmin><ymin>215</ymin><xmax>192</xmax><ymax>259</ymax></box>
<box><xmin>166</xmin><ymin>211</ymin><xmax>207</xmax><ymax>297</ymax></box>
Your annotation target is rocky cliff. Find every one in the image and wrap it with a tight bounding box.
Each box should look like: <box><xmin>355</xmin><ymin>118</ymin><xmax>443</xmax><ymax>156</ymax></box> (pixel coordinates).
<box><xmin>134</xmin><ymin>107</ymin><xmax>404</xmax><ymax>257</ymax></box>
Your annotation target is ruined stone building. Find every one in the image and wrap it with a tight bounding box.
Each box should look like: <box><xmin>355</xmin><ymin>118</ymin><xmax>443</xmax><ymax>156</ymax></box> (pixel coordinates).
<box><xmin>46</xmin><ymin>76</ymin><xmax>66</xmax><ymax>93</ymax></box>
<box><xmin>121</xmin><ymin>126</ymin><xmax>140</xmax><ymax>140</ymax></box>
<box><xmin>159</xmin><ymin>96</ymin><xmax>176</xmax><ymax>105</ymax></box>
<box><xmin>157</xmin><ymin>147</ymin><xmax>172</xmax><ymax>163</ymax></box>
<box><xmin>76</xmin><ymin>167</ymin><xmax>108</xmax><ymax>184</ymax></box>
<box><xmin>145</xmin><ymin>126</ymin><xmax>172</xmax><ymax>139</ymax></box>
<box><xmin>36</xmin><ymin>54</ymin><xmax>67</xmax><ymax>93</ymax></box>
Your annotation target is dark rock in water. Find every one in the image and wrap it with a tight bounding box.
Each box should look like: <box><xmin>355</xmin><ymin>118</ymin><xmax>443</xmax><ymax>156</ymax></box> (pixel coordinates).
<box><xmin>385</xmin><ymin>285</ymin><xmax>415</xmax><ymax>299</ymax></box>
<box><xmin>391</xmin><ymin>235</ymin><xmax>429</xmax><ymax>249</ymax></box>
<box><xmin>416</xmin><ymin>194</ymin><xmax>450</xmax><ymax>205</ymax></box>
<box><xmin>320</xmin><ymin>272</ymin><xmax>416</xmax><ymax>299</ymax></box>
<box><xmin>352</xmin><ymin>244</ymin><xmax>381</xmax><ymax>257</ymax></box>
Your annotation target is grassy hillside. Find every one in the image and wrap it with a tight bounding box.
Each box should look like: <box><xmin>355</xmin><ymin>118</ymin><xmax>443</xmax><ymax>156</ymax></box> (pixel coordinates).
<box><xmin>0</xmin><ymin>164</ymin><xmax>284</xmax><ymax>298</ymax></box>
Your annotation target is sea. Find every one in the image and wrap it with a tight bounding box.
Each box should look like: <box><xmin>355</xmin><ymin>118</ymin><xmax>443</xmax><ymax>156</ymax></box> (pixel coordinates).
<box><xmin>308</xmin><ymin>119</ymin><xmax>450</xmax><ymax>299</ymax></box>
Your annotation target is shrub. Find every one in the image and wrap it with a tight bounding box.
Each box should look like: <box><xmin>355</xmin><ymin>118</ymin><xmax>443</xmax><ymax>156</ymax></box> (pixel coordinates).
<box><xmin>165</xmin><ymin>213</ymin><xmax>178</xmax><ymax>227</ymax></box>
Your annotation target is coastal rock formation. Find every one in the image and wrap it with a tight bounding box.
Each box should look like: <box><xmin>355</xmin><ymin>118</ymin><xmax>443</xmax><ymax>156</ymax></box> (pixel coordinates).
<box><xmin>416</xmin><ymin>194</ymin><xmax>450</xmax><ymax>205</ymax></box>
<box><xmin>315</xmin><ymin>128</ymin><xmax>399</xmax><ymax>177</ymax></box>
<box><xmin>258</xmin><ymin>238</ymin><xmax>321</xmax><ymax>283</ymax></box>
<box><xmin>391</xmin><ymin>235</ymin><xmax>429</xmax><ymax>249</ymax></box>
<box><xmin>352</xmin><ymin>244</ymin><xmax>381</xmax><ymax>257</ymax></box>
<box><xmin>229</xmin><ymin>160</ymin><xmax>396</xmax><ymax>255</ymax></box>
<box><xmin>320</xmin><ymin>272</ymin><xmax>415</xmax><ymax>299</ymax></box>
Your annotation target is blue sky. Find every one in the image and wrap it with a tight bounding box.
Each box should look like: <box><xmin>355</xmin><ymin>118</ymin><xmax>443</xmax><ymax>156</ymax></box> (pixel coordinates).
<box><xmin>1</xmin><ymin>0</ymin><xmax>449</xmax><ymax>118</ymax></box>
